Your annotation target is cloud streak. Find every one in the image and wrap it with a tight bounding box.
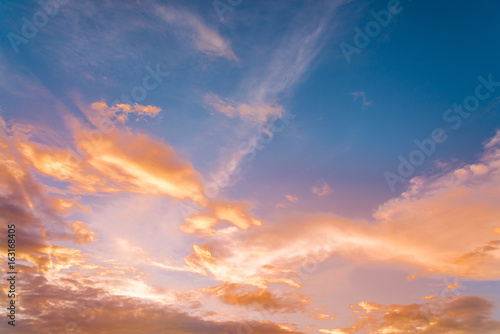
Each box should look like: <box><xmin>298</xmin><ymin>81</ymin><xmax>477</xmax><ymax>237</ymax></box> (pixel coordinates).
<box><xmin>156</xmin><ymin>5</ymin><xmax>238</xmax><ymax>61</ymax></box>
<box><xmin>325</xmin><ymin>295</ymin><xmax>500</xmax><ymax>334</ymax></box>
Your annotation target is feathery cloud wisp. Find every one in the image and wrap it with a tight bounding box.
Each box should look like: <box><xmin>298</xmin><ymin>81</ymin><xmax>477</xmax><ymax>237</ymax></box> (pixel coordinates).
<box><xmin>156</xmin><ymin>5</ymin><xmax>238</xmax><ymax>61</ymax></box>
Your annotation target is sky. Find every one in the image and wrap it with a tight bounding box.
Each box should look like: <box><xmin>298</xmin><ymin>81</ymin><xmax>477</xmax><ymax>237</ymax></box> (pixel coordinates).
<box><xmin>1</xmin><ymin>0</ymin><xmax>500</xmax><ymax>333</ymax></box>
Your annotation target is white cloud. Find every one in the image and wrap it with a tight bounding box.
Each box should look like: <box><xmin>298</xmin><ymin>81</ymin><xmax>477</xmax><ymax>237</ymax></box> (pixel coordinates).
<box><xmin>156</xmin><ymin>5</ymin><xmax>238</xmax><ymax>61</ymax></box>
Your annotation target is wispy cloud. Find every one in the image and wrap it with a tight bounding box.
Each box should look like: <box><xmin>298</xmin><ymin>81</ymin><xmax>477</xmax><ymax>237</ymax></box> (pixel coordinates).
<box><xmin>204</xmin><ymin>93</ymin><xmax>282</xmax><ymax>123</ymax></box>
<box><xmin>156</xmin><ymin>5</ymin><xmax>238</xmax><ymax>61</ymax></box>
<box><xmin>351</xmin><ymin>91</ymin><xmax>372</xmax><ymax>110</ymax></box>
<box><xmin>311</xmin><ymin>180</ymin><xmax>333</xmax><ymax>197</ymax></box>
<box><xmin>205</xmin><ymin>1</ymin><xmax>349</xmax><ymax>186</ymax></box>
<box><xmin>248</xmin><ymin>3</ymin><xmax>344</xmax><ymax>104</ymax></box>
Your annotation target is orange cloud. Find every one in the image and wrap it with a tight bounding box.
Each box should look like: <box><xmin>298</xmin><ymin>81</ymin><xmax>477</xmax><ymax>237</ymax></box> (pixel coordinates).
<box><xmin>184</xmin><ymin>241</ymin><xmax>302</xmax><ymax>289</ymax></box>
<box><xmin>9</xmin><ymin>101</ymin><xmax>265</xmax><ymax>236</ymax></box>
<box><xmin>311</xmin><ymin>180</ymin><xmax>333</xmax><ymax>197</ymax></box>
<box><xmin>70</xmin><ymin>221</ymin><xmax>97</xmax><ymax>244</ymax></box>
<box><xmin>11</xmin><ymin>266</ymin><xmax>302</xmax><ymax>334</ymax></box>
<box><xmin>19</xmin><ymin>243</ymin><xmax>87</xmax><ymax>274</ymax></box>
<box><xmin>204</xmin><ymin>93</ymin><xmax>283</xmax><ymax>123</ymax></box>
<box><xmin>319</xmin><ymin>330</ymin><xmax>349</xmax><ymax>334</ymax></box>
<box><xmin>276</xmin><ymin>194</ymin><xmax>299</xmax><ymax>208</ymax></box>
<box><xmin>175</xmin><ymin>130</ymin><xmax>500</xmax><ymax>310</ymax></box>
<box><xmin>204</xmin><ymin>283</ymin><xmax>310</xmax><ymax>313</ymax></box>
<box><xmin>328</xmin><ymin>296</ymin><xmax>500</xmax><ymax>334</ymax></box>
<box><xmin>407</xmin><ymin>273</ymin><xmax>421</xmax><ymax>280</ymax></box>
<box><xmin>0</xmin><ymin>118</ymin><xmax>97</xmax><ymax>275</ymax></box>
<box><xmin>421</xmin><ymin>295</ymin><xmax>437</xmax><ymax>300</ymax></box>
<box><xmin>214</xmin><ymin>202</ymin><xmax>263</xmax><ymax>230</ymax></box>
<box><xmin>309</xmin><ymin>305</ymin><xmax>337</xmax><ymax>320</ymax></box>
<box><xmin>179</xmin><ymin>201</ymin><xmax>263</xmax><ymax>235</ymax></box>
<box><xmin>90</xmin><ymin>102</ymin><xmax>162</xmax><ymax>123</ymax></box>
<box><xmin>16</xmin><ymin>116</ymin><xmax>207</xmax><ymax>205</ymax></box>
<box><xmin>180</xmin><ymin>214</ymin><xmax>219</xmax><ymax>235</ymax></box>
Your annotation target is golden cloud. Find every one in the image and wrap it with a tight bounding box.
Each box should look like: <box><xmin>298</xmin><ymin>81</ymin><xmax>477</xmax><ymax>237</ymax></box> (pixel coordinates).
<box><xmin>327</xmin><ymin>295</ymin><xmax>500</xmax><ymax>334</ymax></box>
